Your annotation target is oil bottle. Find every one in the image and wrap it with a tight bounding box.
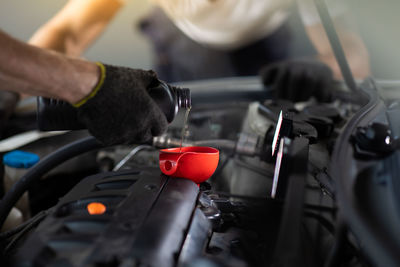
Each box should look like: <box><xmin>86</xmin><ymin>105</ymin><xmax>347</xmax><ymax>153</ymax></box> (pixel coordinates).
<box><xmin>37</xmin><ymin>80</ymin><xmax>191</xmax><ymax>130</ymax></box>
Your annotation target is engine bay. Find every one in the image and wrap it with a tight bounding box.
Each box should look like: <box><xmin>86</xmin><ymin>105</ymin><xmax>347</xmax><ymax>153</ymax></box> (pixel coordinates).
<box><xmin>1</xmin><ymin>76</ymin><xmax>385</xmax><ymax>267</ymax></box>
<box><xmin>3</xmin><ymin>0</ymin><xmax>400</xmax><ymax>266</ymax></box>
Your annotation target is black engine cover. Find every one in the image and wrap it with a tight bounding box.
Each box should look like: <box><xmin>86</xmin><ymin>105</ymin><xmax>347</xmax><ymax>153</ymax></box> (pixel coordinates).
<box><xmin>13</xmin><ymin>169</ymin><xmax>201</xmax><ymax>267</ymax></box>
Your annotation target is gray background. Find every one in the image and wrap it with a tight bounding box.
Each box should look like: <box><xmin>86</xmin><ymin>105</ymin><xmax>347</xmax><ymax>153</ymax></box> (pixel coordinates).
<box><xmin>1</xmin><ymin>0</ymin><xmax>400</xmax><ymax>80</ymax></box>
<box><xmin>0</xmin><ymin>0</ymin><xmax>153</xmax><ymax>69</ymax></box>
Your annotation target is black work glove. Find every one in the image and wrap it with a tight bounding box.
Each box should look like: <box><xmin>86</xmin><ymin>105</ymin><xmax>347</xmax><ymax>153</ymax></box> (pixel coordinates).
<box><xmin>75</xmin><ymin>63</ymin><xmax>168</xmax><ymax>146</ymax></box>
<box><xmin>260</xmin><ymin>59</ymin><xmax>334</xmax><ymax>102</ymax></box>
<box><xmin>0</xmin><ymin>91</ymin><xmax>19</xmax><ymax>137</ymax></box>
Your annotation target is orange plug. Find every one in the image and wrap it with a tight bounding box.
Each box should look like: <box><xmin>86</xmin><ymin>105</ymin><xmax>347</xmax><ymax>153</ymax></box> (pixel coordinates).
<box><xmin>87</xmin><ymin>202</ymin><xmax>106</xmax><ymax>215</ymax></box>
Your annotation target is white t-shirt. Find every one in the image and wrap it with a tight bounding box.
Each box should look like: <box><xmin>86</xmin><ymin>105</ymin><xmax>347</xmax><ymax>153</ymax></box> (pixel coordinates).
<box><xmin>151</xmin><ymin>0</ymin><xmax>346</xmax><ymax>50</ymax></box>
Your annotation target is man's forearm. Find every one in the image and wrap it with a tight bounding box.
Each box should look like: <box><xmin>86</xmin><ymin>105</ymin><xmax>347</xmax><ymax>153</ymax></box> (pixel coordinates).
<box><xmin>305</xmin><ymin>22</ymin><xmax>370</xmax><ymax>80</ymax></box>
<box><xmin>29</xmin><ymin>0</ymin><xmax>124</xmax><ymax>56</ymax></box>
<box><xmin>318</xmin><ymin>50</ymin><xmax>370</xmax><ymax>80</ymax></box>
<box><xmin>0</xmin><ymin>29</ymin><xmax>99</xmax><ymax>104</ymax></box>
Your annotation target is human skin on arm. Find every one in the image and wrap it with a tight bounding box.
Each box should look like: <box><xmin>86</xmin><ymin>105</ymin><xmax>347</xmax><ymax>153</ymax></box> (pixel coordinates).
<box><xmin>1</xmin><ymin>29</ymin><xmax>169</xmax><ymax>145</ymax></box>
<box><xmin>0</xmin><ymin>29</ymin><xmax>99</xmax><ymax>104</ymax></box>
<box><xmin>305</xmin><ymin>19</ymin><xmax>371</xmax><ymax>79</ymax></box>
<box><xmin>29</xmin><ymin>0</ymin><xmax>124</xmax><ymax>55</ymax></box>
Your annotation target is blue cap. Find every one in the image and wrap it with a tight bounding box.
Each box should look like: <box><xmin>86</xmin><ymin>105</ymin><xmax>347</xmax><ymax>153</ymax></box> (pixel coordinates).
<box><xmin>3</xmin><ymin>150</ymin><xmax>40</xmax><ymax>168</ymax></box>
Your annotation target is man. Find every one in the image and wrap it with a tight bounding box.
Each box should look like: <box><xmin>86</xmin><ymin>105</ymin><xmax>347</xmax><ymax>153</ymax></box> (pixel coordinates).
<box><xmin>29</xmin><ymin>0</ymin><xmax>370</xmax><ymax>80</ymax></box>
<box><xmin>0</xmin><ymin>0</ymin><xmax>369</xmax><ymax>144</ymax></box>
<box><xmin>0</xmin><ymin>29</ymin><xmax>168</xmax><ymax>145</ymax></box>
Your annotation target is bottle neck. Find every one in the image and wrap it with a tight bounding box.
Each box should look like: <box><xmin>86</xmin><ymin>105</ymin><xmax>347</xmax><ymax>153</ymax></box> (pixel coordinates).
<box><xmin>148</xmin><ymin>81</ymin><xmax>191</xmax><ymax>123</ymax></box>
<box><xmin>171</xmin><ymin>87</ymin><xmax>191</xmax><ymax>109</ymax></box>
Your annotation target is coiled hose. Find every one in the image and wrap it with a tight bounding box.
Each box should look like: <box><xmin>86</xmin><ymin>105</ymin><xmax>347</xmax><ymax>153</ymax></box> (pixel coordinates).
<box><xmin>0</xmin><ymin>136</ymin><xmax>102</xmax><ymax>229</ymax></box>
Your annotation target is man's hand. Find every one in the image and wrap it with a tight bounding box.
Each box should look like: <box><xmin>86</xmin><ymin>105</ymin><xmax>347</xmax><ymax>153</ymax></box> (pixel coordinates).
<box><xmin>75</xmin><ymin>63</ymin><xmax>168</xmax><ymax>146</ymax></box>
<box><xmin>0</xmin><ymin>30</ymin><xmax>166</xmax><ymax>146</ymax></box>
<box><xmin>260</xmin><ymin>59</ymin><xmax>334</xmax><ymax>102</ymax></box>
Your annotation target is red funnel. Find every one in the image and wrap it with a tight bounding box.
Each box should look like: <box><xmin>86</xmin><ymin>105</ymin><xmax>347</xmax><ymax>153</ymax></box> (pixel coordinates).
<box><xmin>159</xmin><ymin>146</ymin><xmax>219</xmax><ymax>184</ymax></box>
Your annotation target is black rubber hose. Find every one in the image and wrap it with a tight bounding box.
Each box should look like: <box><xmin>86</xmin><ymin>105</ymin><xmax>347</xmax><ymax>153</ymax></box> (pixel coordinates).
<box><xmin>0</xmin><ymin>136</ymin><xmax>102</xmax><ymax>229</ymax></box>
<box><xmin>0</xmin><ymin>210</ymin><xmax>49</xmax><ymax>240</ymax></box>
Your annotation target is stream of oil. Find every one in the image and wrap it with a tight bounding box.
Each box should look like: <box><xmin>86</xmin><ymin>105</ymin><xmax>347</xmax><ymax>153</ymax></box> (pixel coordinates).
<box><xmin>179</xmin><ymin>107</ymin><xmax>191</xmax><ymax>152</ymax></box>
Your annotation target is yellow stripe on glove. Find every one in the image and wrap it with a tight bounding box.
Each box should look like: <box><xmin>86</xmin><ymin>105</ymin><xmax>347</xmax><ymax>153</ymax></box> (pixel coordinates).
<box><xmin>72</xmin><ymin>62</ymin><xmax>106</xmax><ymax>108</ymax></box>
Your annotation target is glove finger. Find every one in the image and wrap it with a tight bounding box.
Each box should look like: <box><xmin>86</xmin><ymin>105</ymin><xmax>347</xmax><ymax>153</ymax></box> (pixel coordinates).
<box><xmin>150</xmin><ymin>108</ymin><xmax>168</xmax><ymax>137</ymax></box>
<box><xmin>298</xmin><ymin>68</ymin><xmax>316</xmax><ymax>101</ymax></box>
<box><xmin>275</xmin><ymin>68</ymin><xmax>292</xmax><ymax>100</ymax></box>
<box><xmin>319</xmin><ymin>67</ymin><xmax>334</xmax><ymax>101</ymax></box>
<box><xmin>287</xmin><ymin>69</ymin><xmax>304</xmax><ymax>101</ymax></box>
<box><xmin>129</xmin><ymin>69</ymin><xmax>159</xmax><ymax>89</ymax></box>
<box><xmin>132</xmin><ymin>128</ymin><xmax>153</xmax><ymax>144</ymax></box>
<box><xmin>306</xmin><ymin>64</ymin><xmax>332</xmax><ymax>102</ymax></box>
<box><xmin>134</xmin><ymin>115</ymin><xmax>167</xmax><ymax>144</ymax></box>
<box><xmin>145</xmin><ymin>70</ymin><xmax>162</xmax><ymax>88</ymax></box>
<box><xmin>260</xmin><ymin>65</ymin><xmax>280</xmax><ymax>86</ymax></box>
